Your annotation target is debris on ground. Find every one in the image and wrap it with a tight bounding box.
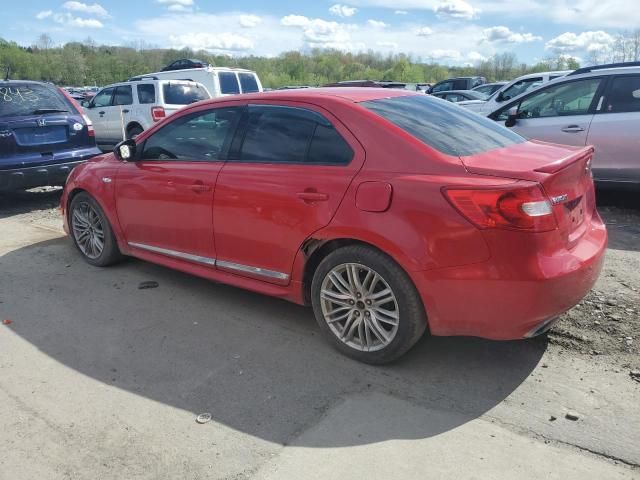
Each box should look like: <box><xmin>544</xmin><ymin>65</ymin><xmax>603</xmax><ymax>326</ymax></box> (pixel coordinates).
<box><xmin>565</xmin><ymin>411</ymin><xmax>580</xmax><ymax>421</ymax></box>
<box><xmin>138</xmin><ymin>281</ymin><xmax>159</xmax><ymax>290</ymax></box>
<box><xmin>630</xmin><ymin>370</ymin><xmax>640</xmax><ymax>383</ymax></box>
<box><xmin>2</xmin><ymin>319</ymin><xmax>13</xmax><ymax>325</ymax></box>
<box><xmin>196</xmin><ymin>413</ymin><xmax>212</xmax><ymax>424</ymax></box>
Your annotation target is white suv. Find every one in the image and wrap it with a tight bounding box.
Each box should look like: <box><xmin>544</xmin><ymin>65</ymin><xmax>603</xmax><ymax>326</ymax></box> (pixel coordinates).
<box><xmin>128</xmin><ymin>67</ymin><xmax>263</xmax><ymax>98</ymax></box>
<box><xmin>82</xmin><ymin>79</ymin><xmax>210</xmax><ymax>146</ymax></box>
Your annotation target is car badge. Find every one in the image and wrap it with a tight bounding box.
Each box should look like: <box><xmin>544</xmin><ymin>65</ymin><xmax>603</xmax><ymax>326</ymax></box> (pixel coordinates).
<box><xmin>72</xmin><ymin>122</ymin><xmax>83</xmax><ymax>131</ymax></box>
<box><xmin>550</xmin><ymin>194</ymin><xmax>568</xmax><ymax>205</ymax></box>
<box><xmin>36</xmin><ymin>118</ymin><xmax>46</xmax><ymax>127</ymax></box>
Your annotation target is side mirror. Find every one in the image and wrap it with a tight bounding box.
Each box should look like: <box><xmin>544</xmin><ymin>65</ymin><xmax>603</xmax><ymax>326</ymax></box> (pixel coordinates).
<box><xmin>114</xmin><ymin>139</ymin><xmax>137</xmax><ymax>161</ymax></box>
<box><xmin>80</xmin><ymin>100</ymin><xmax>90</xmax><ymax>108</ymax></box>
<box><xmin>505</xmin><ymin>107</ymin><xmax>518</xmax><ymax>128</ymax></box>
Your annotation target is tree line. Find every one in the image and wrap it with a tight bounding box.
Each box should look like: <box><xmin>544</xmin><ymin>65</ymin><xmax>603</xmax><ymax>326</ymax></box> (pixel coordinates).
<box><xmin>0</xmin><ymin>32</ymin><xmax>635</xmax><ymax>89</ymax></box>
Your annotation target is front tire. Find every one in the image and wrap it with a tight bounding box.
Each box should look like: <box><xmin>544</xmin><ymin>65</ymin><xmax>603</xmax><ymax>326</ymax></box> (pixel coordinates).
<box><xmin>311</xmin><ymin>245</ymin><xmax>427</xmax><ymax>364</ymax></box>
<box><xmin>69</xmin><ymin>192</ymin><xmax>123</xmax><ymax>267</ymax></box>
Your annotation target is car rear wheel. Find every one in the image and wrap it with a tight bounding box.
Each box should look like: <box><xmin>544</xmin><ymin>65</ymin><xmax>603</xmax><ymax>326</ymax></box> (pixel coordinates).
<box><xmin>69</xmin><ymin>192</ymin><xmax>123</xmax><ymax>267</ymax></box>
<box><xmin>311</xmin><ymin>245</ymin><xmax>427</xmax><ymax>364</ymax></box>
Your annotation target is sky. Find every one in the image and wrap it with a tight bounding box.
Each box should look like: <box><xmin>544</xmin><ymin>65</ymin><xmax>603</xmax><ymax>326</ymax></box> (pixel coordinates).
<box><xmin>2</xmin><ymin>0</ymin><xmax>637</xmax><ymax>65</ymax></box>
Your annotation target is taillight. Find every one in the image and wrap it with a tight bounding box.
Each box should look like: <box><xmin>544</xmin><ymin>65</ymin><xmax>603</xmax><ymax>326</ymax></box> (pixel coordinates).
<box><xmin>82</xmin><ymin>114</ymin><xmax>95</xmax><ymax>137</ymax></box>
<box><xmin>151</xmin><ymin>107</ymin><xmax>166</xmax><ymax>122</ymax></box>
<box><xmin>442</xmin><ymin>182</ymin><xmax>557</xmax><ymax>232</ymax></box>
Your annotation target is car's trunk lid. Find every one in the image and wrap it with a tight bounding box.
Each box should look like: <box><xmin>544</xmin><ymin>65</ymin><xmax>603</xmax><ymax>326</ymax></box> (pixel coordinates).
<box><xmin>460</xmin><ymin>140</ymin><xmax>596</xmax><ymax>248</ymax></box>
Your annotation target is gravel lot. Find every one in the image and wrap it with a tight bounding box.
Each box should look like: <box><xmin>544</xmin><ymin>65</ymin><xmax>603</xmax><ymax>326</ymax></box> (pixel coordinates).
<box><xmin>1</xmin><ymin>186</ymin><xmax>639</xmax><ymax>479</ymax></box>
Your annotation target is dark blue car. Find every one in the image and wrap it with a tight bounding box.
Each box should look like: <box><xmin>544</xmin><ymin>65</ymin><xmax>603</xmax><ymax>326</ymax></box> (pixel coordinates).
<box><xmin>0</xmin><ymin>80</ymin><xmax>101</xmax><ymax>192</ymax></box>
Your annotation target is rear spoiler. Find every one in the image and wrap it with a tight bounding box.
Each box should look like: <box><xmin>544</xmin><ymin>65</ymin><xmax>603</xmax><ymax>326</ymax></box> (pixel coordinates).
<box><xmin>534</xmin><ymin>146</ymin><xmax>594</xmax><ymax>174</ymax></box>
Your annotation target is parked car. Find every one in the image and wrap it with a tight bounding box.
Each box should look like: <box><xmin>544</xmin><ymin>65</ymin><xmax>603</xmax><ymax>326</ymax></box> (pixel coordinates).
<box><xmin>431</xmin><ymin>90</ymin><xmax>488</xmax><ymax>103</ymax></box>
<box><xmin>61</xmin><ymin>88</ymin><xmax>606</xmax><ymax>363</ymax></box>
<box><xmin>0</xmin><ymin>80</ymin><xmax>100</xmax><ymax>192</ymax></box>
<box><xmin>488</xmin><ymin>62</ymin><xmax>640</xmax><ymax>187</ymax></box>
<box><xmin>427</xmin><ymin>76</ymin><xmax>486</xmax><ymax>94</ymax></box>
<box><xmin>322</xmin><ymin>80</ymin><xmax>412</xmax><ymax>90</ymax></box>
<box><xmin>460</xmin><ymin>71</ymin><xmax>571</xmax><ymax>115</ymax></box>
<box><xmin>129</xmin><ymin>67</ymin><xmax>263</xmax><ymax>98</ymax></box>
<box><xmin>161</xmin><ymin>58</ymin><xmax>210</xmax><ymax>72</ymax></box>
<box><xmin>472</xmin><ymin>81</ymin><xmax>507</xmax><ymax>96</ymax></box>
<box><xmin>81</xmin><ymin>79</ymin><xmax>210</xmax><ymax>147</ymax></box>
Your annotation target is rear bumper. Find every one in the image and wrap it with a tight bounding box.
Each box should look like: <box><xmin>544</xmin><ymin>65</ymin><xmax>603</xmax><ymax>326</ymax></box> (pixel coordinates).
<box><xmin>0</xmin><ymin>147</ymin><xmax>100</xmax><ymax>191</ymax></box>
<box><xmin>410</xmin><ymin>212</ymin><xmax>607</xmax><ymax>340</ymax></box>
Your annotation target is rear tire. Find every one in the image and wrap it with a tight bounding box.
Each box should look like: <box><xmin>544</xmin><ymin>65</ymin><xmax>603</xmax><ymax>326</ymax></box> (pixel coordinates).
<box><xmin>69</xmin><ymin>192</ymin><xmax>123</xmax><ymax>267</ymax></box>
<box><xmin>126</xmin><ymin>124</ymin><xmax>143</xmax><ymax>139</ymax></box>
<box><xmin>311</xmin><ymin>245</ymin><xmax>427</xmax><ymax>364</ymax></box>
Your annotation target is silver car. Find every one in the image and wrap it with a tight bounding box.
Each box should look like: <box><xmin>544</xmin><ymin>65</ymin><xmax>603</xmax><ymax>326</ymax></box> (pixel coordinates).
<box><xmin>487</xmin><ymin>62</ymin><xmax>640</xmax><ymax>187</ymax></box>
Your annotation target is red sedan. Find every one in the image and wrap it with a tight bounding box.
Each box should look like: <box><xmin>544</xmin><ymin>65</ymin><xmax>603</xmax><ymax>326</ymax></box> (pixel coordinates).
<box><xmin>60</xmin><ymin>88</ymin><xmax>607</xmax><ymax>364</ymax></box>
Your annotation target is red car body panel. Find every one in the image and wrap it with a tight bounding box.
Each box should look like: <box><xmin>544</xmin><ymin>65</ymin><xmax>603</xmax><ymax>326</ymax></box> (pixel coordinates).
<box><xmin>61</xmin><ymin>88</ymin><xmax>607</xmax><ymax>341</ymax></box>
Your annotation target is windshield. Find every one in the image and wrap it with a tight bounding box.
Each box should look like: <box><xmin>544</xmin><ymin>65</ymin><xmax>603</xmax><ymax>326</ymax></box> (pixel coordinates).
<box><xmin>0</xmin><ymin>83</ymin><xmax>71</xmax><ymax>118</ymax></box>
<box><xmin>162</xmin><ymin>83</ymin><xmax>210</xmax><ymax>105</ymax></box>
<box><xmin>361</xmin><ymin>95</ymin><xmax>525</xmax><ymax>156</ymax></box>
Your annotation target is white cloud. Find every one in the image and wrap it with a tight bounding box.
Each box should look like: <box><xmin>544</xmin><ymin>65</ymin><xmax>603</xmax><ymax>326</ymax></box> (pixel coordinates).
<box><xmin>467</xmin><ymin>51</ymin><xmax>487</xmax><ymax>62</ymax></box>
<box><xmin>239</xmin><ymin>14</ymin><xmax>262</xmax><ymax>28</ymax></box>
<box><xmin>53</xmin><ymin>12</ymin><xmax>103</xmax><ymax>28</ymax></box>
<box><xmin>394</xmin><ymin>10</ymin><xmax>408</xmax><ymax>14</ymax></box>
<box><xmin>429</xmin><ymin>49</ymin><xmax>462</xmax><ymax>60</ymax></box>
<box><xmin>377</xmin><ymin>41</ymin><xmax>398</xmax><ymax>48</ymax></box>
<box><xmin>434</xmin><ymin>0</ymin><xmax>477</xmax><ymax>19</ymax></box>
<box><xmin>169</xmin><ymin>32</ymin><xmax>254</xmax><ymax>52</ymax></box>
<box><xmin>367</xmin><ymin>19</ymin><xmax>388</xmax><ymax>28</ymax></box>
<box><xmin>157</xmin><ymin>0</ymin><xmax>193</xmax><ymax>4</ymax></box>
<box><xmin>62</xmin><ymin>1</ymin><xmax>109</xmax><ymax>17</ymax></box>
<box><xmin>483</xmin><ymin>26</ymin><xmax>541</xmax><ymax>43</ymax></box>
<box><xmin>157</xmin><ymin>0</ymin><xmax>194</xmax><ymax>12</ymax></box>
<box><xmin>36</xmin><ymin>10</ymin><xmax>53</xmax><ymax>20</ymax></box>
<box><xmin>281</xmin><ymin>15</ymin><xmax>311</xmax><ymax>27</ymax></box>
<box><xmin>416</xmin><ymin>26</ymin><xmax>433</xmax><ymax>36</ymax></box>
<box><xmin>546</xmin><ymin>30</ymin><xmax>615</xmax><ymax>54</ymax></box>
<box><xmin>168</xmin><ymin>4</ymin><xmax>191</xmax><ymax>11</ymax></box>
<box><xmin>329</xmin><ymin>4</ymin><xmax>358</xmax><ymax>17</ymax></box>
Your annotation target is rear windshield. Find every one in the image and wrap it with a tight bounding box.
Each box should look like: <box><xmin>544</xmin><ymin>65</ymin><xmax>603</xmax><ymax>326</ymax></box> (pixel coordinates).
<box><xmin>162</xmin><ymin>83</ymin><xmax>209</xmax><ymax>105</ymax></box>
<box><xmin>0</xmin><ymin>83</ymin><xmax>71</xmax><ymax>118</ymax></box>
<box><xmin>238</xmin><ymin>73</ymin><xmax>259</xmax><ymax>93</ymax></box>
<box><xmin>218</xmin><ymin>72</ymin><xmax>240</xmax><ymax>94</ymax></box>
<box><xmin>361</xmin><ymin>95</ymin><xmax>526</xmax><ymax>156</ymax></box>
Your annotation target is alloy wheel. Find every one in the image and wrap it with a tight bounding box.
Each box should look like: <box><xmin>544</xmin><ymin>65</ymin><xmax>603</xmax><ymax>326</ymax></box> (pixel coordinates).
<box><xmin>320</xmin><ymin>263</ymin><xmax>400</xmax><ymax>352</ymax></box>
<box><xmin>71</xmin><ymin>201</ymin><xmax>105</xmax><ymax>260</ymax></box>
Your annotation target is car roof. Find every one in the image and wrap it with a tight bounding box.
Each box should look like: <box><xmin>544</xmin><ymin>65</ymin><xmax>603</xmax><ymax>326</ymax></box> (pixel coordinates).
<box><xmin>203</xmin><ymin>87</ymin><xmax>417</xmax><ymax>105</ymax></box>
<box><xmin>434</xmin><ymin>90</ymin><xmax>478</xmax><ymax>94</ymax></box>
<box><xmin>0</xmin><ymin>79</ymin><xmax>51</xmax><ymax>86</ymax></box>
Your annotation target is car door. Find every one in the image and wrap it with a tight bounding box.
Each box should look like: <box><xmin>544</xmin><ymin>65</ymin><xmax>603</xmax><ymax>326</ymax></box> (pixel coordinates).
<box><xmin>112</xmin><ymin>85</ymin><xmax>134</xmax><ymax>141</ymax></box>
<box><xmin>84</xmin><ymin>86</ymin><xmax>115</xmax><ymax>143</ymax></box>
<box><xmin>585</xmin><ymin>74</ymin><xmax>640</xmax><ymax>184</ymax></box>
<box><xmin>493</xmin><ymin>77</ymin><xmax>604</xmax><ymax>148</ymax></box>
<box><xmin>115</xmin><ymin>106</ymin><xmax>242</xmax><ymax>264</ymax></box>
<box><xmin>212</xmin><ymin>102</ymin><xmax>365</xmax><ymax>284</ymax></box>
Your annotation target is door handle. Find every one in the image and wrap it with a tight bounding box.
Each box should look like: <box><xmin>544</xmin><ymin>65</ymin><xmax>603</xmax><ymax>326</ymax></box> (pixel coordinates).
<box><xmin>190</xmin><ymin>181</ymin><xmax>211</xmax><ymax>193</ymax></box>
<box><xmin>297</xmin><ymin>191</ymin><xmax>329</xmax><ymax>202</ymax></box>
<box><xmin>122</xmin><ymin>109</ymin><xmax>130</xmax><ymax>114</ymax></box>
<box><xmin>561</xmin><ymin>125</ymin><xmax>585</xmax><ymax>133</ymax></box>
<box><xmin>98</xmin><ymin>111</ymin><xmax>105</xmax><ymax>115</ymax></box>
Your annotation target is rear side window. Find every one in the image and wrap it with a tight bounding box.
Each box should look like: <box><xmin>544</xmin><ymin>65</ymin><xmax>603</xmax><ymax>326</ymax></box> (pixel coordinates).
<box><xmin>361</xmin><ymin>95</ymin><xmax>525</xmax><ymax>157</ymax></box>
<box><xmin>137</xmin><ymin>84</ymin><xmax>156</xmax><ymax>104</ymax></box>
<box><xmin>113</xmin><ymin>86</ymin><xmax>133</xmax><ymax>106</ymax></box>
<box><xmin>236</xmin><ymin>105</ymin><xmax>352</xmax><ymax>164</ymax></box>
<box><xmin>453</xmin><ymin>80</ymin><xmax>467</xmax><ymax>90</ymax></box>
<box><xmin>239</xmin><ymin>73</ymin><xmax>259</xmax><ymax>93</ymax></box>
<box><xmin>431</xmin><ymin>81</ymin><xmax>453</xmax><ymax>93</ymax></box>
<box><xmin>0</xmin><ymin>83</ymin><xmax>71</xmax><ymax>118</ymax></box>
<box><xmin>162</xmin><ymin>83</ymin><xmax>209</xmax><ymax>105</ymax></box>
<box><xmin>218</xmin><ymin>72</ymin><xmax>240</xmax><ymax>94</ymax></box>
<box><xmin>501</xmin><ymin>78</ymin><xmax>542</xmax><ymax>101</ymax></box>
<box><xmin>603</xmin><ymin>75</ymin><xmax>640</xmax><ymax>113</ymax></box>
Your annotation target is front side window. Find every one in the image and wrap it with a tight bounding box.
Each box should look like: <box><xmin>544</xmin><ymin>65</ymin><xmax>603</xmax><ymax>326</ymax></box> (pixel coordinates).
<box><xmin>141</xmin><ymin>107</ymin><xmax>241</xmax><ymax>161</ymax></box>
<box><xmin>137</xmin><ymin>84</ymin><xmax>156</xmax><ymax>104</ymax></box>
<box><xmin>113</xmin><ymin>86</ymin><xmax>133</xmax><ymax>106</ymax></box>
<box><xmin>239</xmin><ymin>73</ymin><xmax>260</xmax><ymax>93</ymax></box>
<box><xmin>500</xmin><ymin>78</ymin><xmax>542</xmax><ymax>101</ymax></box>
<box><xmin>361</xmin><ymin>95</ymin><xmax>526</xmax><ymax>157</ymax></box>
<box><xmin>91</xmin><ymin>87</ymin><xmax>114</xmax><ymax>108</ymax></box>
<box><xmin>514</xmin><ymin>78</ymin><xmax>601</xmax><ymax>119</ymax></box>
<box><xmin>603</xmin><ymin>75</ymin><xmax>640</xmax><ymax>113</ymax></box>
<box><xmin>218</xmin><ymin>72</ymin><xmax>240</xmax><ymax>95</ymax></box>
<box><xmin>236</xmin><ymin>105</ymin><xmax>352</xmax><ymax>164</ymax></box>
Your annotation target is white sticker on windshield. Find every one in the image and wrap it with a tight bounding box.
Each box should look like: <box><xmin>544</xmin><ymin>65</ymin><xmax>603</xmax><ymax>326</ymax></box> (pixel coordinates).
<box><xmin>632</xmin><ymin>89</ymin><xmax>640</xmax><ymax>99</ymax></box>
